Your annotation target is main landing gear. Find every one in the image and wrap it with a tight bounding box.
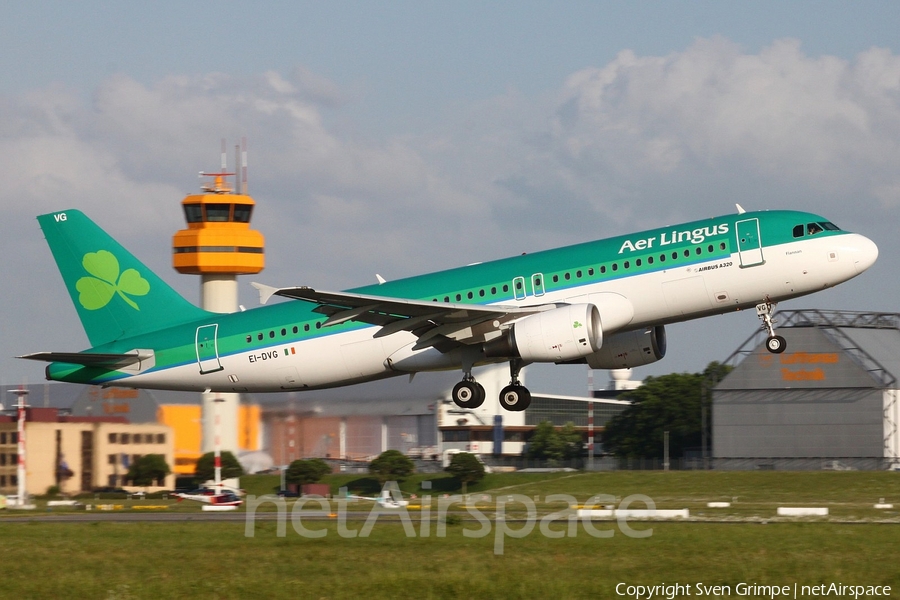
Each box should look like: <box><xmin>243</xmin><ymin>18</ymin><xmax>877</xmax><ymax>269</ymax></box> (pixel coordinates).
<box><xmin>756</xmin><ymin>300</ymin><xmax>786</xmax><ymax>354</ymax></box>
<box><xmin>451</xmin><ymin>376</ymin><xmax>486</xmax><ymax>409</ymax></box>
<box><xmin>451</xmin><ymin>359</ymin><xmax>532</xmax><ymax>412</ymax></box>
<box><xmin>499</xmin><ymin>359</ymin><xmax>531</xmax><ymax>412</ymax></box>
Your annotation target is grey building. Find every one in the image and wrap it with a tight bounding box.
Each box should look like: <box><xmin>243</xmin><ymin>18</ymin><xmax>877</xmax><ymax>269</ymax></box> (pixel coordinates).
<box><xmin>713</xmin><ymin>310</ymin><xmax>900</xmax><ymax>469</ymax></box>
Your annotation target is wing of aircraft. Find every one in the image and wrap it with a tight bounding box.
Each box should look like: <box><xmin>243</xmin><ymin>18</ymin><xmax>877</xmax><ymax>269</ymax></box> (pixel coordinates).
<box><xmin>251</xmin><ymin>283</ymin><xmax>555</xmax><ymax>351</ymax></box>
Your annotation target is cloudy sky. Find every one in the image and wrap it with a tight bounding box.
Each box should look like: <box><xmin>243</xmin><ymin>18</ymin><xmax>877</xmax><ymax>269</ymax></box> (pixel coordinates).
<box><xmin>1</xmin><ymin>1</ymin><xmax>898</xmax><ymax>396</ymax></box>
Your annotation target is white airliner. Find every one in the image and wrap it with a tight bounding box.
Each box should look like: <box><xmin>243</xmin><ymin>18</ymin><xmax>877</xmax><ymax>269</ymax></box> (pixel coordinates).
<box><xmin>20</xmin><ymin>206</ymin><xmax>877</xmax><ymax>411</ymax></box>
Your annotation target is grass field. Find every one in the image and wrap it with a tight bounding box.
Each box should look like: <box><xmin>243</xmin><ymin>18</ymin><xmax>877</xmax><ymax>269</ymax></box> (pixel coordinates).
<box><xmin>2</xmin><ymin>471</ymin><xmax>899</xmax><ymax>599</ymax></box>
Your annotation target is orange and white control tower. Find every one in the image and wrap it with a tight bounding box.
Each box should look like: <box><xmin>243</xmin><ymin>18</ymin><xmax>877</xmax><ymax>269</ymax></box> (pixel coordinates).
<box><xmin>172</xmin><ymin>140</ymin><xmax>264</xmax><ymax>464</ymax></box>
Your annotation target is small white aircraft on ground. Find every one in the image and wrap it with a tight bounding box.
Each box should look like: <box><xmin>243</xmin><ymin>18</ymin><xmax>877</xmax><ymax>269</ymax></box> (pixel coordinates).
<box><xmin>347</xmin><ymin>489</ymin><xmax>409</xmax><ymax>509</ymax></box>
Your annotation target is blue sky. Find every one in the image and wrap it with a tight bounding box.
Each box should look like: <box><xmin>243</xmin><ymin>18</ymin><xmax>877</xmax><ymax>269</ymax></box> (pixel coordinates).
<box><xmin>1</xmin><ymin>1</ymin><xmax>899</xmax><ymax>394</ymax></box>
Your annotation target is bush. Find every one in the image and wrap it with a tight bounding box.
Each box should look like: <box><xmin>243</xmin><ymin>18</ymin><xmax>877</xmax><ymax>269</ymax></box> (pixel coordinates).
<box><xmin>286</xmin><ymin>458</ymin><xmax>331</xmax><ymax>485</ymax></box>
<box><xmin>368</xmin><ymin>450</ymin><xmax>414</xmax><ymax>484</ymax></box>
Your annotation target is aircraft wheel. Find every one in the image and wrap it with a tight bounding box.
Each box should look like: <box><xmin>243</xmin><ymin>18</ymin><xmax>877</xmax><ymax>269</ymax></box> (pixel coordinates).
<box><xmin>452</xmin><ymin>381</ymin><xmax>485</xmax><ymax>409</ymax></box>
<box><xmin>766</xmin><ymin>335</ymin><xmax>787</xmax><ymax>354</ymax></box>
<box><xmin>499</xmin><ymin>385</ymin><xmax>531</xmax><ymax>411</ymax></box>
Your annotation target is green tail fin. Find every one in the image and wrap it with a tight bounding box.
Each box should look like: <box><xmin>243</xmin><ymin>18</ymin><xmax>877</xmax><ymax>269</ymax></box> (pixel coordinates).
<box><xmin>38</xmin><ymin>209</ymin><xmax>210</xmax><ymax>347</ymax></box>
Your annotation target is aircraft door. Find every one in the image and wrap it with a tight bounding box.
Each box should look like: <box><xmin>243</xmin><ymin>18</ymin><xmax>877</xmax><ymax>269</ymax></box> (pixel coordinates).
<box><xmin>531</xmin><ymin>273</ymin><xmax>545</xmax><ymax>297</ymax></box>
<box><xmin>512</xmin><ymin>276</ymin><xmax>527</xmax><ymax>300</ymax></box>
<box><xmin>195</xmin><ymin>324</ymin><xmax>223</xmax><ymax>374</ymax></box>
<box><xmin>736</xmin><ymin>218</ymin><xmax>764</xmax><ymax>267</ymax></box>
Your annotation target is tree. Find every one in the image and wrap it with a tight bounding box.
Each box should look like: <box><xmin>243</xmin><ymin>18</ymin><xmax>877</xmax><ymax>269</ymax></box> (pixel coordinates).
<box><xmin>126</xmin><ymin>454</ymin><xmax>171</xmax><ymax>487</ymax></box>
<box><xmin>601</xmin><ymin>362</ymin><xmax>732</xmax><ymax>459</ymax></box>
<box><xmin>368</xmin><ymin>450</ymin><xmax>414</xmax><ymax>484</ymax></box>
<box><xmin>194</xmin><ymin>451</ymin><xmax>244</xmax><ymax>482</ymax></box>
<box><xmin>444</xmin><ymin>452</ymin><xmax>485</xmax><ymax>495</ymax></box>
<box><xmin>286</xmin><ymin>458</ymin><xmax>332</xmax><ymax>485</ymax></box>
<box><xmin>526</xmin><ymin>421</ymin><xmax>583</xmax><ymax>461</ymax></box>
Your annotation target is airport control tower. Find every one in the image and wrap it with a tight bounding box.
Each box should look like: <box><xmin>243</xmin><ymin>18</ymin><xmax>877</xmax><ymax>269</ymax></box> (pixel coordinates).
<box><xmin>172</xmin><ymin>141</ymin><xmax>264</xmax><ymax>461</ymax></box>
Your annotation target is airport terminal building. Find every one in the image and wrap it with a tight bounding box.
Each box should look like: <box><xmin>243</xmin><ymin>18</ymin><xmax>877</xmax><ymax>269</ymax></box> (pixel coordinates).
<box><xmin>713</xmin><ymin>310</ymin><xmax>900</xmax><ymax>469</ymax></box>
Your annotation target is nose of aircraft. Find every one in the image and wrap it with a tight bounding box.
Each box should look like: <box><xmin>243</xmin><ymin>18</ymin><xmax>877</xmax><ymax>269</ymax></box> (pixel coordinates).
<box><xmin>850</xmin><ymin>233</ymin><xmax>879</xmax><ymax>275</ymax></box>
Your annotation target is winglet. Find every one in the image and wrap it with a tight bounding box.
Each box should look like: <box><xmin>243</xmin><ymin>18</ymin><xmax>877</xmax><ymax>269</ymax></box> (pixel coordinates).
<box><xmin>250</xmin><ymin>282</ymin><xmax>280</xmax><ymax>305</ymax></box>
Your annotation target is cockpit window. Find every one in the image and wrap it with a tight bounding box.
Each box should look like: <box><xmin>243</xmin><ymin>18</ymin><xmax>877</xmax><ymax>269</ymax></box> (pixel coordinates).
<box><xmin>794</xmin><ymin>222</ymin><xmax>840</xmax><ymax>238</ymax></box>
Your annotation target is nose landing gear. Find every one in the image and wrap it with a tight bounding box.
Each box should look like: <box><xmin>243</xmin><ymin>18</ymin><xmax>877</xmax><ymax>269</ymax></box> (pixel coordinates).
<box><xmin>757</xmin><ymin>300</ymin><xmax>786</xmax><ymax>354</ymax></box>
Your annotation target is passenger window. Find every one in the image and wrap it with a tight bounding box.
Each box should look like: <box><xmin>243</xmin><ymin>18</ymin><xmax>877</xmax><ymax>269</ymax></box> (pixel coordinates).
<box><xmin>257</xmin><ymin>333</ymin><xmax>263</xmax><ymax>341</ymax></box>
<box><xmin>635</xmin><ymin>259</ymin><xmax>641</xmax><ymax>267</ymax></box>
<box><xmin>293</xmin><ymin>326</ymin><xmax>298</xmax><ymax>334</ymax></box>
<box><xmin>588</xmin><ymin>268</ymin><xmax>594</xmax><ymax>276</ymax></box>
<box><xmin>600</xmin><ymin>266</ymin><xmax>607</xmax><ymax>273</ymax></box>
<box><xmin>467</xmin><ymin>291</ymin><xmax>473</xmax><ymax>299</ymax></box>
<box><xmin>246</xmin><ymin>335</ymin><xmax>252</xmax><ymax>343</ymax></box>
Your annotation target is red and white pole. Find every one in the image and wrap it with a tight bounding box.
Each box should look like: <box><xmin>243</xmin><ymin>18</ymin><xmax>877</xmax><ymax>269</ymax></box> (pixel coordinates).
<box><xmin>214</xmin><ymin>396</ymin><xmax>223</xmax><ymax>490</ymax></box>
<box><xmin>587</xmin><ymin>368</ymin><xmax>595</xmax><ymax>470</ymax></box>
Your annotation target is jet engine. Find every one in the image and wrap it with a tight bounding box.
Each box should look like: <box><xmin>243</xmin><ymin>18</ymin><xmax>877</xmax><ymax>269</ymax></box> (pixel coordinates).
<box><xmin>583</xmin><ymin>326</ymin><xmax>667</xmax><ymax>369</ymax></box>
<box><xmin>484</xmin><ymin>304</ymin><xmax>602</xmax><ymax>362</ymax></box>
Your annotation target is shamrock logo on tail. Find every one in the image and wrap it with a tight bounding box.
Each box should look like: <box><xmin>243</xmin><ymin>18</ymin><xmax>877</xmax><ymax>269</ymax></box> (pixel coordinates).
<box><xmin>76</xmin><ymin>250</ymin><xmax>150</xmax><ymax>311</ymax></box>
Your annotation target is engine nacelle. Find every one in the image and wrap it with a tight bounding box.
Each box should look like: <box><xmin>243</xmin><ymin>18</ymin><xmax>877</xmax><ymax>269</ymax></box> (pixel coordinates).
<box><xmin>484</xmin><ymin>304</ymin><xmax>602</xmax><ymax>362</ymax></box>
<box><xmin>584</xmin><ymin>326</ymin><xmax>667</xmax><ymax>369</ymax></box>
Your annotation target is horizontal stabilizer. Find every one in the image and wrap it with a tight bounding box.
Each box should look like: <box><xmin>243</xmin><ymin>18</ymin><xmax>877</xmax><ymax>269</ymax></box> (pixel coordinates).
<box><xmin>18</xmin><ymin>350</ymin><xmax>154</xmax><ymax>369</ymax></box>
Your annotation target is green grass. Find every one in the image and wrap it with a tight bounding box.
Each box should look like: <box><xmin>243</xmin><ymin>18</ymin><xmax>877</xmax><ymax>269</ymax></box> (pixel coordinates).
<box><xmin>0</xmin><ymin>521</ymin><xmax>898</xmax><ymax>599</ymax></box>
<box><xmin>4</xmin><ymin>471</ymin><xmax>900</xmax><ymax>598</ymax></box>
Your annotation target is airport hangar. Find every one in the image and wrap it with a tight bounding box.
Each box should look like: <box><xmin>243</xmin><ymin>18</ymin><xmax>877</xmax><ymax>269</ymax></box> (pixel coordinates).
<box><xmin>713</xmin><ymin>309</ymin><xmax>900</xmax><ymax>470</ymax></box>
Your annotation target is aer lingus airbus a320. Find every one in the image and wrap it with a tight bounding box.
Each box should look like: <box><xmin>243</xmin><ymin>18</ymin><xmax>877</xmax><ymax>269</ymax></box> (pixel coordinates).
<box><xmin>20</xmin><ymin>206</ymin><xmax>877</xmax><ymax>411</ymax></box>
